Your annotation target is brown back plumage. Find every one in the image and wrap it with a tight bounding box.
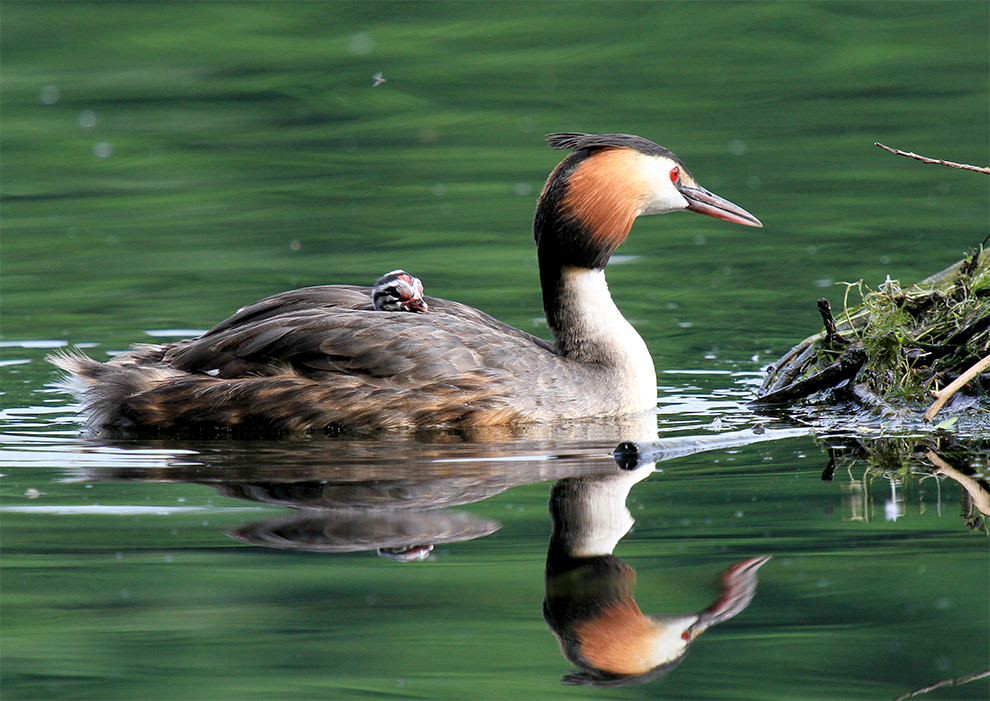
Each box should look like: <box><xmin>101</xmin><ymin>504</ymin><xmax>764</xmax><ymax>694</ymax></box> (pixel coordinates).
<box><xmin>50</xmin><ymin>285</ymin><xmax>630</xmax><ymax>434</ymax></box>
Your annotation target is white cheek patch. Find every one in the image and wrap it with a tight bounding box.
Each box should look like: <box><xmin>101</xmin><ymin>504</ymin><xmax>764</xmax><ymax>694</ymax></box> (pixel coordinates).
<box><xmin>638</xmin><ymin>156</ymin><xmax>689</xmax><ymax>216</ymax></box>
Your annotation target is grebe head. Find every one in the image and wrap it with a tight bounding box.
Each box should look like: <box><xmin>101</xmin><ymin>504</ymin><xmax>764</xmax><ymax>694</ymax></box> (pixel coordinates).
<box><xmin>535</xmin><ymin>132</ymin><xmax>762</xmax><ymax>270</ymax></box>
<box><xmin>372</xmin><ymin>270</ymin><xmax>428</xmax><ymax>313</ymax></box>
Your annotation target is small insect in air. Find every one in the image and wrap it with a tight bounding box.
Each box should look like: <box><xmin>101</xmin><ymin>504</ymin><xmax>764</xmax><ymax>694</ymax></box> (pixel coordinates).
<box><xmin>371</xmin><ymin>72</ymin><xmax>386</xmax><ymax>87</ymax></box>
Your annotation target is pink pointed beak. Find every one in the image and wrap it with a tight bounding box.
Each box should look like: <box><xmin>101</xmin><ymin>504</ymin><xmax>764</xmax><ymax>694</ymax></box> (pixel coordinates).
<box><xmin>681</xmin><ymin>185</ymin><xmax>763</xmax><ymax>227</ymax></box>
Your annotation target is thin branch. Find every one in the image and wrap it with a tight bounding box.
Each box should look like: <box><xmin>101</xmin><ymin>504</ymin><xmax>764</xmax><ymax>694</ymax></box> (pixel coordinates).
<box><xmin>892</xmin><ymin>669</ymin><xmax>990</xmax><ymax>701</ymax></box>
<box><xmin>924</xmin><ymin>353</ymin><xmax>990</xmax><ymax>422</ymax></box>
<box><xmin>875</xmin><ymin>142</ymin><xmax>990</xmax><ymax>174</ymax></box>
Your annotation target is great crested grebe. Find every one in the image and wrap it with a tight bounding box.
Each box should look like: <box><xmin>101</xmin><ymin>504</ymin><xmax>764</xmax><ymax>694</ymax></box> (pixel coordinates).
<box><xmin>51</xmin><ymin>132</ymin><xmax>761</xmax><ymax>433</ymax></box>
<box><xmin>372</xmin><ymin>270</ymin><xmax>428</xmax><ymax>313</ymax></box>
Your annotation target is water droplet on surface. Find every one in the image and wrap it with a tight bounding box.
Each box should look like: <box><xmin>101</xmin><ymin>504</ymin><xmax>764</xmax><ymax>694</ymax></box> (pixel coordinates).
<box><xmin>40</xmin><ymin>85</ymin><xmax>60</xmax><ymax>104</ymax></box>
<box><xmin>93</xmin><ymin>141</ymin><xmax>113</xmax><ymax>158</ymax></box>
<box><xmin>349</xmin><ymin>33</ymin><xmax>374</xmax><ymax>56</ymax></box>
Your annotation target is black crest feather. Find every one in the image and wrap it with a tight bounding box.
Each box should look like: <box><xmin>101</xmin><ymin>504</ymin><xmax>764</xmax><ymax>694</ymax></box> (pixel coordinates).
<box><xmin>546</xmin><ymin>132</ymin><xmax>675</xmax><ymax>159</ymax></box>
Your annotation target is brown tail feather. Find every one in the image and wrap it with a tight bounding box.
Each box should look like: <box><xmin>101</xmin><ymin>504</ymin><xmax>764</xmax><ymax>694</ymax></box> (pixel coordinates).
<box><xmin>47</xmin><ymin>349</ymin><xmax>188</xmax><ymax>433</ymax></box>
<box><xmin>48</xmin><ymin>350</ymin><xmax>522</xmax><ymax>434</ymax></box>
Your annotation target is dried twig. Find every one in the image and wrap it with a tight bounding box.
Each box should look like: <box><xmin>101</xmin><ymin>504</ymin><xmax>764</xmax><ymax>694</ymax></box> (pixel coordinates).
<box><xmin>926</xmin><ymin>450</ymin><xmax>990</xmax><ymax>516</ymax></box>
<box><xmin>892</xmin><ymin>668</ymin><xmax>990</xmax><ymax>701</ymax></box>
<box><xmin>817</xmin><ymin>298</ymin><xmax>849</xmax><ymax>349</ymax></box>
<box><xmin>753</xmin><ymin>346</ymin><xmax>866</xmax><ymax>406</ymax></box>
<box><xmin>923</xmin><ymin>352</ymin><xmax>990</xmax><ymax>422</ymax></box>
<box><xmin>875</xmin><ymin>142</ymin><xmax>990</xmax><ymax>174</ymax></box>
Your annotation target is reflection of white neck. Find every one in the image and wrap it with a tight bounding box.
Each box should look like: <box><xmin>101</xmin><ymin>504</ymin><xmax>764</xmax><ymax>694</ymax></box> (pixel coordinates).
<box><xmin>551</xmin><ymin>465</ymin><xmax>654</xmax><ymax>557</ymax></box>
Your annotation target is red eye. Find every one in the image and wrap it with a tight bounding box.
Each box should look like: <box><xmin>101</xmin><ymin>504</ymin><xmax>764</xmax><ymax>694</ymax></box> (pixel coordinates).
<box><xmin>669</xmin><ymin>167</ymin><xmax>680</xmax><ymax>184</ymax></box>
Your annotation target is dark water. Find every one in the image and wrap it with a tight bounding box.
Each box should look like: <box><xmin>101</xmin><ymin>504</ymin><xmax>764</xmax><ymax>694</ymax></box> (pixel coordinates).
<box><xmin>2</xmin><ymin>3</ymin><xmax>988</xmax><ymax>700</ymax></box>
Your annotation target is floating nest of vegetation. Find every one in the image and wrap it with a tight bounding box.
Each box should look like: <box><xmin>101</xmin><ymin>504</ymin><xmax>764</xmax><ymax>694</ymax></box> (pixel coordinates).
<box><xmin>755</xmin><ymin>245</ymin><xmax>990</xmax><ymax>422</ymax></box>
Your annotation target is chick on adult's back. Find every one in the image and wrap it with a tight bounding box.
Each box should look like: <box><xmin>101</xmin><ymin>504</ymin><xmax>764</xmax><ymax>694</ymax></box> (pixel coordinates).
<box><xmin>51</xmin><ymin>133</ymin><xmax>761</xmax><ymax>434</ymax></box>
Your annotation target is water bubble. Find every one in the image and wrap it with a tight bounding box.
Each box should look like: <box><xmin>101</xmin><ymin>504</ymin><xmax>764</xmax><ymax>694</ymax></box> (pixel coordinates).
<box><xmin>79</xmin><ymin>110</ymin><xmax>97</xmax><ymax>128</ymax></box>
<box><xmin>40</xmin><ymin>85</ymin><xmax>60</xmax><ymax>104</ymax></box>
<box><xmin>93</xmin><ymin>141</ymin><xmax>114</xmax><ymax>158</ymax></box>
<box><xmin>349</xmin><ymin>32</ymin><xmax>374</xmax><ymax>56</ymax></box>
<box><xmin>513</xmin><ymin>182</ymin><xmax>532</xmax><ymax>197</ymax></box>
<box><xmin>728</xmin><ymin>139</ymin><xmax>747</xmax><ymax>156</ymax></box>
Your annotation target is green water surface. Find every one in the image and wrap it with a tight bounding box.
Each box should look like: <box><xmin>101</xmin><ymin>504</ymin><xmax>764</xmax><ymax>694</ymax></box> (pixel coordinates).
<box><xmin>2</xmin><ymin>3</ymin><xmax>988</xmax><ymax>700</ymax></box>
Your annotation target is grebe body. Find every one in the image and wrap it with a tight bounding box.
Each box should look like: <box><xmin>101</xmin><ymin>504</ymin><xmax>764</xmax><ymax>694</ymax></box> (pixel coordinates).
<box><xmin>52</xmin><ymin>133</ymin><xmax>761</xmax><ymax>433</ymax></box>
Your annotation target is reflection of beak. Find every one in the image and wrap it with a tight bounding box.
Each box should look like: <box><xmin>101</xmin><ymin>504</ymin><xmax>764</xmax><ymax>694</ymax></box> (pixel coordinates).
<box><xmin>691</xmin><ymin>555</ymin><xmax>771</xmax><ymax>634</ymax></box>
<box><xmin>680</xmin><ymin>186</ymin><xmax>763</xmax><ymax>227</ymax></box>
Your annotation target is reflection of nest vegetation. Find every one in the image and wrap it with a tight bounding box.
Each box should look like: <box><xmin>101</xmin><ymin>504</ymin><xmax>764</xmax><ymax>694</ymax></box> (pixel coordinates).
<box><xmin>757</xmin><ymin>246</ymin><xmax>990</xmax><ymax>413</ymax></box>
<box><xmin>821</xmin><ymin>435</ymin><xmax>990</xmax><ymax>534</ymax></box>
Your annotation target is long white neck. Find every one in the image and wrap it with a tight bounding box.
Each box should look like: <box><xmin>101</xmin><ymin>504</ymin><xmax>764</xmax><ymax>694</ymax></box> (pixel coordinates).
<box><xmin>549</xmin><ymin>266</ymin><xmax>657</xmax><ymax>412</ymax></box>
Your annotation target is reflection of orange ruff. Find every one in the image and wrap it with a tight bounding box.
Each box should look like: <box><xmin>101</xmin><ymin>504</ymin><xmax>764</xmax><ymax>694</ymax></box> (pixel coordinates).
<box><xmin>574</xmin><ymin>598</ymin><xmax>692</xmax><ymax>675</ymax></box>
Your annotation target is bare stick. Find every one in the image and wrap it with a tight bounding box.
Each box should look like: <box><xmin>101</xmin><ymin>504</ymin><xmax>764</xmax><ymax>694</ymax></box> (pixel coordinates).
<box><xmin>875</xmin><ymin>142</ymin><xmax>990</xmax><ymax>174</ymax></box>
<box><xmin>925</xmin><ymin>450</ymin><xmax>990</xmax><ymax>516</ymax></box>
<box><xmin>892</xmin><ymin>668</ymin><xmax>990</xmax><ymax>701</ymax></box>
<box><xmin>923</xmin><ymin>353</ymin><xmax>990</xmax><ymax>422</ymax></box>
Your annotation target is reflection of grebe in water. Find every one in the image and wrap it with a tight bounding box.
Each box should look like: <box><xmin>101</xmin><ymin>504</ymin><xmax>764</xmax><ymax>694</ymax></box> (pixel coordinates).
<box><xmin>543</xmin><ymin>464</ymin><xmax>769</xmax><ymax>687</ymax></box>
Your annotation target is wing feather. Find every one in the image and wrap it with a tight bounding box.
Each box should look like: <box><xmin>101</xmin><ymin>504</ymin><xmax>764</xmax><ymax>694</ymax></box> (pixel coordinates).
<box><xmin>164</xmin><ymin>285</ymin><xmax>558</xmax><ymax>392</ymax></box>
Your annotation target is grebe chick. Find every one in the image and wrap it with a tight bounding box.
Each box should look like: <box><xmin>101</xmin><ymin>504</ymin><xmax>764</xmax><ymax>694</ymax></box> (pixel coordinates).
<box><xmin>51</xmin><ymin>132</ymin><xmax>762</xmax><ymax>434</ymax></box>
<box><xmin>372</xmin><ymin>270</ymin><xmax>428</xmax><ymax>313</ymax></box>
